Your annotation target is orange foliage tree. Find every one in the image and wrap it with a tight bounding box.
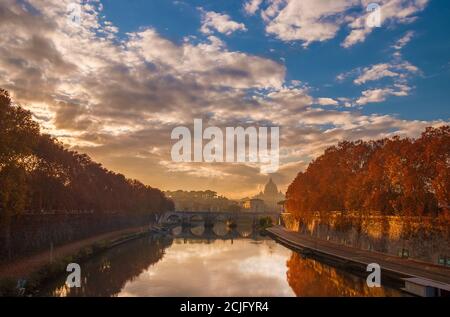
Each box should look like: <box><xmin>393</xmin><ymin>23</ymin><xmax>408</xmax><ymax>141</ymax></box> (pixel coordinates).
<box><xmin>286</xmin><ymin>126</ymin><xmax>450</xmax><ymax>219</ymax></box>
<box><xmin>0</xmin><ymin>88</ymin><xmax>174</xmax><ymax>218</ymax></box>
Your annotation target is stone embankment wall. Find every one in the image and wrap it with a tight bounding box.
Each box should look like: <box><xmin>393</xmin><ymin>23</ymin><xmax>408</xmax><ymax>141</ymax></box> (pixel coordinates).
<box><xmin>281</xmin><ymin>212</ymin><xmax>450</xmax><ymax>265</ymax></box>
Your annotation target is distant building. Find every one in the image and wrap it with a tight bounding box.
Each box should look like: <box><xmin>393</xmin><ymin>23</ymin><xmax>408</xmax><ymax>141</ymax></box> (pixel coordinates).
<box><xmin>242</xmin><ymin>198</ymin><xmax>266</xmax><ymax>213</ymax></box>
<box><xmin>164</xmin><ymin>190</ymin><xmax>240</xmax><ymax>212</ymax></box>
<box><xmin>253</xmin><ymin>178</ymin><xmax>285</xmax><ymax>212</ymax></box>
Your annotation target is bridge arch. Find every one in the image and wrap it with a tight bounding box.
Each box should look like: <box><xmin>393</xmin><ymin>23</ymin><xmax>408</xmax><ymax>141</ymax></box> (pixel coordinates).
<box><xmin>190</xmin><ymin>225</ymin><xmax>205</xmax><ymax>237</ymax></box>
<box><xmin>166</xmin><ymin>214</ymin><xmax>181</xmax><ymax>224</ymax></box>
<box><xmin>171</xmin><ymin>225</ymin><xmax>183</xmax><ymax>236</ymax></box>
<box><xmin>213</xmin><ymin>222</ymin><xmax>229</xmax><ymax>237</ymax></box>
<box><xmin>190</xmin><ymin>214</ymin><xmax>205</xmax><ymax>223</ymax></box>
<box><xmin>237</xmin><ymin>224</ymin><xmax>254</xmax><ymax>238</ymax></box>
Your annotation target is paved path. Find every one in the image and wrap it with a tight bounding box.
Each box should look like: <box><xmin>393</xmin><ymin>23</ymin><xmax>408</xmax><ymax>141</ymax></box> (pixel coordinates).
<box><xmin>267</xmin><ymin>226</ymin><xmax>450</xmax><ymax>285</ymax></box>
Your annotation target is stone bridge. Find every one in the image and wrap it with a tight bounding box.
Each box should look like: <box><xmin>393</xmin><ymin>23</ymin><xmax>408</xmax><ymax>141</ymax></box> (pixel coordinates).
<box><xmin>159</xmin><ymin>211</ymin><xmax>281</xmax><ymax>227</ymax></box>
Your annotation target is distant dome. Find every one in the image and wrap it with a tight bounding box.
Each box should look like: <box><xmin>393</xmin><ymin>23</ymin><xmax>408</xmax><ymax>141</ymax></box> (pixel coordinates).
<box><xmin>252</xmin><ymin>178</ymin><xmax>284</xmax><ymax>212</ymax></box>
<box><xmin>264</xmin><ymin>178</ymin><xmax>278</xmax><ymax>196</ymax></box>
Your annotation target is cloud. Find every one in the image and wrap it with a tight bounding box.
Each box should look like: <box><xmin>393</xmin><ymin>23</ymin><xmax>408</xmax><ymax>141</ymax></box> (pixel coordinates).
<box><xmin>257</xmin><ymin>0</ymin><xmax>428</xmax><ymax>47</ymax></box>
<box><xmin>316</xmin><ymin>98</ymin><xmax>339</xmax><ymax>106</ymax></box>
<box><xmin>342</xmin><ymin>0</ymin><xmax>428</xmax><ymax>48</ymax></box>
<box><xmin>356</xmin><ymin>85</ymin><xmax>410</xmax><ymax>105</ymax></box>
<box><xmin>393</xmin><ymin>31</ymin><xmax>415</xmax><ymax>50</ymax></box>
<box><xmin>159</xmin><ymin>161</ymin><xmax>232</xmax><ymax>179</ymax></box>
<box><xmin>265</xmin><ymin>88</ymin><xmax>313</xmax><ymax>110</ymax></box>
<box><xmin>0</xmin><ymin>0</ymin><xmax>445</xmax><ymax>199</ymax></box>
<box><xmin>244</xmin><ymin>0</ymin><xmax>263</xmax><ymax>15</ymax></box>
<box><xmin>337</xmin><ymin>32</ymin><xmax>421</xmax><ymax>106</ymax></box>
<box><xmin>200</xmin><ymin>9</ymin><xmax>247</xmax><ymax>35</ymax></box>
<box><xmin>127</xmin><ymin>30</ymin><xmax>284</xmax><ymax>89</ymax></box>
<box><xmin>353</xmin><ymin>62</ymin><xmax>418</xmax><ymax>85</ymax></box>
<box><xmin>354</xmin><ymin>63</ymin><xmax>398</xmax><ymax>85</ymax></box>
<box><xmin>263</xmin><ymin>0</ymin><xmax>357</xmax><ymax>46</ymax></box>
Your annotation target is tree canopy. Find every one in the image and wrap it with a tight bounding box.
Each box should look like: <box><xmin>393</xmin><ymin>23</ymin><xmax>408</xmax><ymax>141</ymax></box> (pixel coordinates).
<box><xmin>0</xmin><ymin>88</ymin><xmax>174</xmax><ymax>220</ymax></box>
<box><xmin>286</xmin><ymin>126</ymin><xmax>449</xmax><ymax>219</ymax></box>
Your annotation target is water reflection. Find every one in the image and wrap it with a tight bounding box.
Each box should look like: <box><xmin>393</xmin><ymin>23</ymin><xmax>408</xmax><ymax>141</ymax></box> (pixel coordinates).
<box><xmin>43</xmin><ymin>236</ymin><xmax>173</xmax><ymax>297</ymax></box>
<box><xmin>119</xmin><ymin>238</ymin><xmax>294</xmax><ymax>297</ymax></box>
<box><xmin>213</xmin><ymin>222</ymin><xmax>228</xmax><ymax>236</ymax></box>
<box><xmin>286</xmin><ymin>253</ymin><xmax>401</xmax><ymax>296</ymax></box>
<box><xmin>171</xmin><ymin>222</ymin><xmax>258</xmax><ymax>240</ymax></box>
<box><xmin>43</xmin><ymin>232</ymin><xmax>403</xmax><ymax>297</ymax></box>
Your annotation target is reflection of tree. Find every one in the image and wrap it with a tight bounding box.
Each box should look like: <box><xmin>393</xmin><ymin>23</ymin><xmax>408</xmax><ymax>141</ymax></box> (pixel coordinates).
<box><xmin>48</xmin><ymin>236</ymin><xmax>173</xmax><ymax>297</ymax></box>
<box><xmin>286</xmin><ymin>253</ymin><xmax>398</xmax><ymax>297</ymax></box>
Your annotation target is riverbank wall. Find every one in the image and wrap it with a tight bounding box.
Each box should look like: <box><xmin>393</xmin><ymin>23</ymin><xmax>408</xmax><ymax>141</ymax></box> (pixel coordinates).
<box><xmin>0</xmin><ymin>213</ymin><xmax>156</xmax><ymax>262</ymax></box>
<box><xmin>281</xmin><ymin>212</ymin><xmax>450</xmax><ymax>265</ymax></box>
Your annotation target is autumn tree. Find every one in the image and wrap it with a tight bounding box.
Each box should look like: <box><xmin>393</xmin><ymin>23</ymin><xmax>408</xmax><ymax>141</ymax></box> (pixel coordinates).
<box><xmin>0</xmin><ymin>88</ymin><xmax>174</xmax><ymax>258</ymax></box>
<box><xmin>0</xmin><ymin>89</ymin><xmax>40</xmax><ymax>257</ymax></box>
<box><xmin>286</xmin><ymin>126</ymin><xmax>450</xmax><ymax>220</ymax></box>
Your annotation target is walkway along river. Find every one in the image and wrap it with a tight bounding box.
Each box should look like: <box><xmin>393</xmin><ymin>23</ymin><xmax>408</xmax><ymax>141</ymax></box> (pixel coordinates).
<box><xmin>267</xmin><ymin>226</ymin><xmax>450</xmax><ymax>292</ymax></box>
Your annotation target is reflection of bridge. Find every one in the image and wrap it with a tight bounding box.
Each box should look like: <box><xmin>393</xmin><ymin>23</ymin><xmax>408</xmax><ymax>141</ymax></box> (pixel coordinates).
<box><xmin>159</xmin><ymin>211</ymin><xmax>281</xmax><ymax>227</ymax></box>
<box><xmin>170</xmin><ymin>224</ymin><xmax>260</xmax><ymax>240</ymax></box>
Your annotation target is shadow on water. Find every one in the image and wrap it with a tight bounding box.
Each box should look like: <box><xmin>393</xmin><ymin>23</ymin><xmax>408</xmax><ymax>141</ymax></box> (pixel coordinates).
<box><xmin>41</xmin><ymin>223</ymin><xmax>404</xmax><ymax>297</ymax></box>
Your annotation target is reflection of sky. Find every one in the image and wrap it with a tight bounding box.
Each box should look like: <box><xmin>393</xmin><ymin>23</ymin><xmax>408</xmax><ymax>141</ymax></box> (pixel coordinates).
<box><xmin>118</xmin><ymin>239</ymin><xmax>295</xmax><ymax>297</ymax></box>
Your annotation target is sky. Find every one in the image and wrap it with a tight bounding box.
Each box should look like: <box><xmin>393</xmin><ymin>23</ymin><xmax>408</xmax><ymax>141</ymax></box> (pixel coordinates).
<box><xmin>0</xmin><ymin>0</ymin><xmax>449</xmax><ymax>199</ymax></box>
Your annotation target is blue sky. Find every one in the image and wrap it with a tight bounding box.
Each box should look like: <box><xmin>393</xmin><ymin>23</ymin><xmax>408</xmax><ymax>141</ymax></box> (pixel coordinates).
<box><xmin>1</xmin><ymin>0</ymin><xmax>449</xmax><ymax>197</ymax></box>
<box><xmin>99</xmin><ymin>0</ymin><xmax>450</xmax><ymax>121</ymax></box>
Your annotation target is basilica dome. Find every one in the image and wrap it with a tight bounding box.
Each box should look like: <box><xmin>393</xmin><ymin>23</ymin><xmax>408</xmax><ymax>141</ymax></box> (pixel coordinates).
<box><xmin>253</xmin><ymin>178</ymin><xmax>285</xmax><ymax>212</ymax></box>
<box><xmin>264</xmin><ymin>178</ymin><xmax>279</xmax><ymax>196</ymax></box>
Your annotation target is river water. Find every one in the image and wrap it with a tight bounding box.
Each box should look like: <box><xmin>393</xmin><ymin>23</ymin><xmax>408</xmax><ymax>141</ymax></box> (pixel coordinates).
<box><xmin>42</xmin><ymin>224</ymin><xmax>403</xmax><ymax>297</ymax></box>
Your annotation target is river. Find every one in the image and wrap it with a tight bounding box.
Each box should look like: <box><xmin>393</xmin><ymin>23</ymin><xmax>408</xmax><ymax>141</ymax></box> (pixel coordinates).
<box><xmin>41</xmin><ymin>223</ymin><xmax>404</xmax><ymax>297</ymax></box>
